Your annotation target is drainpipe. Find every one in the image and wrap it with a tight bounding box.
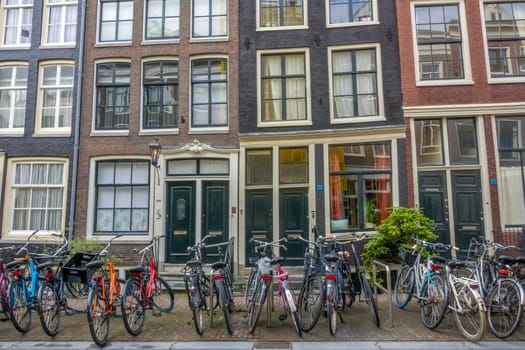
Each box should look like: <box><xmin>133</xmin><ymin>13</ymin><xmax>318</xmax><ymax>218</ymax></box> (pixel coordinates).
<box><xmin>68</xmin><ymin>0</ymin><xmax>87</xmax><ymax>248</ymax></box>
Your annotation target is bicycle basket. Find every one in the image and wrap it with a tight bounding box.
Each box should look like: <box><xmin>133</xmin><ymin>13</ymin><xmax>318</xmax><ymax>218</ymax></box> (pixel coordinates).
<box><xmin>63</xmin><ymin>252</ymin><xmax>98</xmax><ymax>284</ymax></box>
<box><xmin>399</xmin><ymin>247</ymin><xmax>416</xmax><ymax>266</ymax></box>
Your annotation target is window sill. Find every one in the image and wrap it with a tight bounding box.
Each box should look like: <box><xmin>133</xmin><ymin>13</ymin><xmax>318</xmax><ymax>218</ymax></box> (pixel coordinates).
<box><xmin>415</xmin><ymin>79</ymin><xmax>474</xmax><ymax>87</ymax></box>
<box><xmin>331</xmin><ymin>115</ymin><xmax>386</xmax><ymax>124</ymax></box>
<box><xmin>257</xmin><ymin>120</ymin><xmax>312</xmax><ymax>128</ymax></box>
<box><xmin>94</xmin><ymin>41</ymin><xmax>132</xmax><ymax>48</ymax></box>
<box><xmin>90</xmin><ymin>130</ymin><xmax>130</xmax><ymax>137</ymax></box>
<box><xmin>188</xmin><ymin>126</ymin><xmax>229</xmax><ymax>134</ymax></box>
<box><xmin>139</xmin><ymin>128</ymin><xmax>179</xmax><ymax>136</ymax></box>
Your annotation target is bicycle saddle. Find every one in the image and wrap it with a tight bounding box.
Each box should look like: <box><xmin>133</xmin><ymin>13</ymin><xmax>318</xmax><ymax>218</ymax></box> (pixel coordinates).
<box><xmin>211</xmin><ymin>261</ymin><xmax>227</xmax><ymax>270</ymax></box>
<box><xmin>271</xmin><ymin>257</ymin><xmax>285</xmax><ymax>265</ymax></box>
<box><xmin>185</xmin><ymin>259</ymin><xmax>202</xmax><ymax>268</ymax></box>
<box><xmin>86</xmin><ymin>260</ymin><xmax>104</xmax><ymax>270</ymax></box>
<box><xmin>325</xmin><ymin>253</ymin><xmax>339</xmax><ymax>263</ymax></box>
<box><xmin>497</xmin><ymin>255</ymin><xmax>515</xmax><ymax>265</ymax></box>
<box><xmin>127</xmin><ymin>265</ymin><xmax>145</xmax><ymax>274</ymax></box>
<box><xmin>429</xmin><ymin>255</ymin><xmax>447</xmax><ymax>264</ymax></box>
<box><xmin>447</xmin><ymin>260</ymin><xmax>475</xmax><ymax>269</ymax></box>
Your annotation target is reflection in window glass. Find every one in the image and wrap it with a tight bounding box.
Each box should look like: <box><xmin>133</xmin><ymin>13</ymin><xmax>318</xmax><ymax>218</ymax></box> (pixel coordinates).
<box><xmin>246</xmin><ymin>149</ymin><xmax>272</xmax><ymax>185</ymax></box>
<box><xmin>279</xmin><ymin>147</ymin><xmax>308</xmax><ymax>183</ymax></box>
<box><xmin>329</xmin><ymin>0</ymin><xmax>373</xmax><ymax>25</ymax></box>
<box><xmin>329</xmin><ymin>143</ymin><xmax>391</xmax><ymax>231</ymax></box>
<box><xmin>447</xmin><ymin>118</ymin><xmax>478</xmax><ymax>164</ymax></box>
<box><xmin>415</xmin><ymin>119</ymin><xmax>443</xmax><ymax>166</ymax></box>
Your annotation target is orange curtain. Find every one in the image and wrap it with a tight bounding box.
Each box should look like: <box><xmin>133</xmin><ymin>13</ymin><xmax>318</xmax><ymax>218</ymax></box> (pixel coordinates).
<box><xmin>374</xmin><ymin>155</ymin><xmax>391</xmax><ymax>222</ymax></box>
<box><xmin>330</xmin><ymin>148</ymin><xmax>344</xmax><ymax>220</ymax></box>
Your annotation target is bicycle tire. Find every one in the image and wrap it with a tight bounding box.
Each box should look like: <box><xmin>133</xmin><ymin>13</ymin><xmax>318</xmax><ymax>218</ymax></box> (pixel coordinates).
<box><xmin>244</xmin><ymin>269</ymin><xmax>257</xmax><ymax>312</ymax></box>
<box><xmin>451</xmin><ymin>282</ymin><xmax>486</xmax><ymax>342</ymax></box>
<box><xmin>151</xmin><ymin>275</ymin><xmax>174</xmax><ymax>313</ymax></box>
<box><xmin>419</xmin><ymin>273</ymin><xmax>447</xmax><ymax>330</ymax></box>
<box><xmin>7</xmin><ymin>279</ymin><xmax>31</xmax><ymax>333</ymax></box>
<box><xmin>327</xmin><ymin>280</ymin><xmax>337</xmax><ymax>336</ymax></box>
<box><xmin>65</xmin><ymin>282</ymin><xmax>88</xmax><ymax>298</ymax></box>
<box><xmin>121</xmin><ymin>278</ymin><xmax>145</xmax><ymax>336</ymax></box>
<box><xmin>360</xmin><ymin>271</ymin><xmax>380</xmax><ymax>328</ymax></box>
<box><xmin>0</xmin><ymin>276</ymin><xmax>9</xmax><ymax>318</ymax></box>
<box><xmin>486</xmin><ymin>278</ymin><xmax>524</xmax><ymax>339</ymax></box>
<box><xmin>218</xmin><ymin>280</ymin><xmax>233</xmax><ymax>335</ymax></box>
<box><xmin>394</xmin><ymin>265</ymin><xmax>414</xmax><ymax>309</ymax></box>
<box><xmin>297</xmin><ymin>274</ymin><xmax>322</xmax><ymax>332</ymax></box>
<box><xmin>87</xmin><ymin>282</ymin><xmax>110</xmax><ymax>347</ymax></box>
<box><xmin>38</xmin><ymin>280</ymin><xmax>61</xmax><ymax>336</ymax></box>
<box><xmin>185</xmin><ymin>274</ymin><xmax>206</xmax><ymax>335</ymax></box>
<box><xmin>248</xmin><ymin>278</ymin><xmax>266</xmax><ymax>334</ymax></box>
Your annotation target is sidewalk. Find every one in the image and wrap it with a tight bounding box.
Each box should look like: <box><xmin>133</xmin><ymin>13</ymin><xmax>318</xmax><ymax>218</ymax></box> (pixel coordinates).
<box><xmin>0</xmin><ymin>293</ymin><xmax>523</xmax><ymax>346</ymax></box>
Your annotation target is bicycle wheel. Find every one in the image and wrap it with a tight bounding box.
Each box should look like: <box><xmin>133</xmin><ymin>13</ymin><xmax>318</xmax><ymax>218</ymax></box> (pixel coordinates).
<box><xmin>360</xmin><ymin>271</ymin><xmax>380</xmax><ymax>328</ymax></box>
<box><xmin>451</xmin><ymin>282</ymin><xmax>486</xmax><ymax>342</ymax></box>
<box><xmin>121</xmin><ymin>278</ymin><xmax>145</xmax><ymax>336</ymax></box>
<box><xmin>65</xmin><ymin>282</ymin><xmax>88</xmax><ymax>298</ymax></box>
<box><xmin>0</xmin><ymin>276</ymin><xmax>9</xmax><ymax>318</ymax></box>
<box><xmin>486</xmin><ymin>278</ymin><xmax>524</xmax><ymax>339</ymax></box>
<box><xmin>7</xmin><ymin>279</ymin><xmax>31</xmax><ymax>333</ymax></box>
<box><xmin>283</xmin><ymin>283</ymin><xmax>302</xmax><ymax>337</ymax></box>
<box><xmin>38</xmin><ymin>280</ymin><xmax>61</xmax><ymax>336</ymax></box>
<box><xmin>244</xmin><ymin>269</ymin><xmax>257</xmax><ymax>312</ymax></box>
<box><xmin>419</xmin><ymin>273</ymin><xmax>448</xmax><ymax>330</ymax></box>
<box><xmin>185</xmin><ymin>274</ymin><xmax>206</xmax><ymax>335</ymax></box>
<box><xmin>327</xmin><ymin>281</ymin><xmax>337</xmax><ymax>336</ymax></box>
<box><xmin>87</xmin><ymin>283</ymin><xmax>109</xmax><ymax>347</ymax></box>
<box><xmin>218</xmin><ymin>281</ymin><xmax>233</xmax><ymax>335</ymax></box>
<box><xmin>297</xmin><ymin>274</ymin><xmax>322</xmax><ymax>332</ymax></box>
<box><xmin>394</xmin><ymin>265</ymin><xmax>414</xmax><ymax>309</ymax></box>
<box><xmin>248</xmin><ymin>279</ymin><xmax>266</xmax><ymax>334</ymax></box>
<box><xmin>151</xmin><ymin>275</ymin><xmax>174</xmax><ymax>313</ymax></box>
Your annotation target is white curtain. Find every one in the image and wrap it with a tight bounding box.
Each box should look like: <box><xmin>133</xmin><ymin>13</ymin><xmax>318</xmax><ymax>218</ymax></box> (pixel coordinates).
<box><xmin>500</xmin><ymin>167</ymin><xmax>525</xmax><ymax>225</ymax></box>
<box><xmin>332</xmin><ymin>51</ymin><xmax>354</xmax><ymax>118</ymax></box>
<box><xmin>64</xmin><ymin>5</ymin><xmax>77</xmax><ymax>42</ymax></box>
<box><xmin>47</xmin><ymin>7</ymin><xmax>61</xmax><ymax>43</ymax></box>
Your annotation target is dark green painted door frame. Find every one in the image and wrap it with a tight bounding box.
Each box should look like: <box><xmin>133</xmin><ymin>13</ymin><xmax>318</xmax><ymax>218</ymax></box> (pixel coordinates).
<box><xmin>166</xmin><ymin>182</ymin><xmax>195</xmax><ymax>263</ymax></box>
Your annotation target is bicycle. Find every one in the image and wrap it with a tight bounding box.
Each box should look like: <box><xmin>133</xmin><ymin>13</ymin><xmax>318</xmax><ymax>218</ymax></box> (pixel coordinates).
<box><xmin>85</xmin><ymin>234</ymin><xmax>125</xmax><ymax>347</ymax></box>
<box><xmin>466</xmin><ymin>238</ymin><xmax>525</xmax><ymax>338</ymax></box>
<box><xmin>444</xmin><ymin>252</ymin><xmax>487</xmax><ymax>342</ymax></box>
<box><xmin>207</xmin><ymin>237</ymin><xmax>235</xmax><ymax>335</ymax></box>
<box><xmin>244</xmin><ymin>237</ymin><xmax>277</xmax><ymax>313</ymax></box>
<box><xmin>5</xmin><ymin>230</ymin><xmax>61</xmax><ymax>333</ymax></box>
<box><xmin>246</xmin><ymin>237</ymin><xmax>300</xmax><ymax>335</ymax></box>
<box><xmin>182</xmin><ymin>235</ymin><xmax>213</xmax><ymax>335</ymax></box>
<box><xmin>121</xmin><ymin>234</ymin><xmax>174</xmax><ymax>336</ymax></box>
<box><xmin>393</xmin><ymin>238</ymin><xmax>450</xmax><ymax>330</ymax></box>
<box><xmin>0</xmin><ymin>245</ymin><xmax>16</xmax><ymax>322</ymax></box>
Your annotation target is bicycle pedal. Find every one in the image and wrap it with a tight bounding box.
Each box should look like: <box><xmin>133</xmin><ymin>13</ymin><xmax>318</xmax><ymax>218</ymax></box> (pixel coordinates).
<box><xmin>278</xmin><ymin>314</ymin><xmax>287</xmax><ymax>321</ymax></box>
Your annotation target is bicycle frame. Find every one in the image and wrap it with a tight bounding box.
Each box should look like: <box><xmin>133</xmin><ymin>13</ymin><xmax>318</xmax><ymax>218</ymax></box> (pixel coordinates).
<box><xmin>93</xmin><ymin>260</ymin><xmax>119</xmax><ymax>315</ymax></box>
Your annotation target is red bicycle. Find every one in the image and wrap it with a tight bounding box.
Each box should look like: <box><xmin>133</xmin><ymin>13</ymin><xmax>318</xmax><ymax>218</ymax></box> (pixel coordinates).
<box><xmin>0</xmin><ymin>245</ymin><xmax>15</xmax><ymax>321</ymax></box>
<box><xmin>121</xmin><ymin>235</ymin><xmax>174</xmax><ymax>335</ymax></box>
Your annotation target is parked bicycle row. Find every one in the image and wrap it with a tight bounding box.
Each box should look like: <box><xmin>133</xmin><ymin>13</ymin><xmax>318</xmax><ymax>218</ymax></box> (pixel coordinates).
<box><xmin>394</xmin><ymin>236</ymin><xmax>525</xmax><ymax>342</ymax></box>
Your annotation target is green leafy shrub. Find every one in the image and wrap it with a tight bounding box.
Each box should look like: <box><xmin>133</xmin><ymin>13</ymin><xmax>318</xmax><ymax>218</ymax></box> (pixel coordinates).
<box><xmin>362</xmin><ymin>206</ymin><xmax>437</xmax><ymax>270</ymax></box>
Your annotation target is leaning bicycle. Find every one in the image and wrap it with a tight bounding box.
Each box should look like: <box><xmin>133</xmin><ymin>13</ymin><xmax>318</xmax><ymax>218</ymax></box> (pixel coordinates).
<box><xmin>121</xmin><ymin>235</ymin><xmax>174</xmax><ymax>336</ymax></box>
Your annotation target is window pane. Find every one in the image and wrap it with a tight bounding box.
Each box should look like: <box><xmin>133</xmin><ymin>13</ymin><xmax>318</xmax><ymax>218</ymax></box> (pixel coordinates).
<box><xmin>246</xmin><ymin>149</ymin><xmax>272</xmax><ymax>185</ymax></box>
<box><xmin>447</xmin><ymin>118</ymin><xmax>478</xmax><ymax>164</ymax></box>
<box><xmin>167</xmin><ymin>159</ymin><xmax>197</xmax><ymax>175</ymax></box>
<box><xmin>415</xmin><ymin>119</ymin><xmax>443</xmax><ymax>166</ymax></box>
<box><xmin>279</xmin><ymin>147</ymin><xmax>307</xmax><ymax>183</ymax></box>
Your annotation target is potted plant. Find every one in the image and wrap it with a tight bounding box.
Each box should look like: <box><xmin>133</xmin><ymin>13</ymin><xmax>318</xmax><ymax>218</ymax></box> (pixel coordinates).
<box><xmin>365</xmin><ymin>199</ymin><xmax>377</xmax><ymax>227</ymax></box>
<box><xmin>361</xmin><ymin>206</ymin><xmax>437</xmax><ymax>270</ymax></box>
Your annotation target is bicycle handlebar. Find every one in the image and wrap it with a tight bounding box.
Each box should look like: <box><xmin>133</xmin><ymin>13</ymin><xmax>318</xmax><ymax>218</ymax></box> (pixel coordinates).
<box><xmin>97</xmin><ymin>233</ymin><xmax>124</xmax><ymax>258</ymax></box>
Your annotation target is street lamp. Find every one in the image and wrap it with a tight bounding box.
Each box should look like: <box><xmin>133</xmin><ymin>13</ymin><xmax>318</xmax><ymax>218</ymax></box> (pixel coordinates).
<box><xmin>149</xmin><ymin>137</ymin><xmax>162</xmax><ymax>168</ymax></box>
<box><xmin>149</xmin><ymin>137</ymin><xmax>162</xmax><ymax>266</ymax></box>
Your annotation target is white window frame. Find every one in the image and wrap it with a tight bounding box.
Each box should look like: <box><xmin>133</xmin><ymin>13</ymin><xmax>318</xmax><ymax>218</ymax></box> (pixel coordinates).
<box><xmin>34</xmin><ymin>61</ymin><xmax>74</xmax><ymax>137</ymax></box>
<box><xmin>188</xmin><ymin>55</ymin><xmax>229</xmax><ymax>133</ymax></box>
<box><xmin>325</xmin><ymin>0</ymin><xmax>379</xmax><ymax>28</ymax></box>
<box><xmin>488</xmin><ymin>46</ymin><xmax>512</xmax><ymax>75</ymax></box>
<box><xmin>2</xmin><ymin>158</ymin><xmax>68</xmax><ymax>237</ymax></box>
<box><xmin>0</xmin><ymin>0</ymin><xmax>33</xmax><ymax>48</ymax></box>
<box><xmin>96</xmin><ymin>0</ymin><xmax>133</xmax><ymax>45</ymax></box>
<box><xmin>256</xmin><ymin>48</ymin><xmax>312</xmax><ymax>128</ymax></box>
<box><xmin>411</xmin><ymin>0</ymin><xmax>473</xmax><ymax>86</ymax></box>
<box><xmin>256</xmin><ymin>0</ymin><xmax>308</xmax><ymax>31</ymax></box>
<box><xmin>41</xmin><ymin>0</ymin><xmax>78</xmax><ymax>47</ymax></box>
<box><xmin>143</xmin><ymin>0</ymin><xmax>180</xmax><ymax>43</ymax></box>
<box><xmin>328</xmin><ymin>43</ymin><xmax>385</xmax><ymax>124</ymax></box>
<box><xmin>190</xmin><ymin>0</ymin><xmax>228</xmax><ymax>41</ymax></box>
<box><xmin>0</xmin><ymin>62</ymin><xmax>27</xmax><ymax>136</ymax></box>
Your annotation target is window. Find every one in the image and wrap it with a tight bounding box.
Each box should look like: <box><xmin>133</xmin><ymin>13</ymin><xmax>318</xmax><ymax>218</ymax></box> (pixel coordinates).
<box><xmin>95</xmin><ymin>62</ymin><xmax>130</xmax><ymax>130</ymax></box>
<box><xmin>246</xmin><ymin>149</ymin><xmax>272</xmax><ymax>185</ymax></box>
<box><xmin>37</xmin><ymin>62</ymin><xmax>74</xmax><ymax>133</ymax></box>
<box><xmin>95</xmin><ymin>160</ymin><xmax>149</xmax><ymax>234</ymax></box>
<box><xmin>0</xmin><ymin>64</ymin><xmax>27</xmax><ymax>132</ymax></box>
<box><xmin>167</xmin><ymin>158</ymin><xmax>229</xmax><ymax>175</ymax></box>
<box><xmin>1</xmin><ymin>0</ymin><xmax>32</xmax><ymax>47</ymax></box>
<box><xmin>496</xmin><ymin>116</ymin><xmax>525</xmax><ymax>226</ymax></box>
<box><xmin>192</xmin><ymin>0</ymin><xmax>227</xmax><ymax>38</ymax></box>
<box><xmin>414</xmin><ymin>3</ymin><xmax>465</xmax><ymax>80</ymax></box>
<box><xmin>260</xmin><ymin>51</ymin><xmax>308</xmax><ymax>123</ymax></box>
<box><xmin>259</xmin><ymin>0</ymin><xmax>304</xmax><ymax>28</ymax></box>
<box><xmin>191</xmin><ymin>58</ymin><xmax>228</xmax><ymax>128</ymax></box>
<box><xmin>10</xmin><ymin>161</ymin><xmax>66</xmax><ymax>231</ymax></box>
<box><xmin>43</xmin><ymin>0</ymin><xmax>77</xmax><ymax>45</ymax></box>
<box><xmin>415</xmin><ymin>119</ymin><xmax>443</xmax><ymax>165</ymax></box>
<box><xmin>143</xmin><ymin>60</ymin><xmax>178</xmax><ymax>129</ymax></box>
<box><xmin>483</xmin><ymin>2</ymin><xmax>525</xmax><ymax>78</ymax></box>
<box><xmin>329</xmin><ymin>143</ymin><xmax>391</xmax><ymax>231</ymax></box>
<box><xmin>327</xmin><ymin>0</ymin><xmax>374</xmax><ymax>25</ymax></box>
<box><xmin>447</xmin><ymin>118</ymin><xmax>478</xmax><ymax>164</ymax></box>
<box><xmin>145</xmin><ymin>0</ymin><xmax>179</xmax><ymax>40</ymax></box>
<box><xmin>279</xmin><ymin>147</ymin><xmax>308</xmax><ymax>184</ymax></box>
<box><xmin>98</xmin><ymin>0</ymin><xmax>133</xmax><ymax>42</ymax></box>
<box><xmin>330</xmin><ymin>46</ymin><xmax>379</xmax><ymax>120</ymax></box>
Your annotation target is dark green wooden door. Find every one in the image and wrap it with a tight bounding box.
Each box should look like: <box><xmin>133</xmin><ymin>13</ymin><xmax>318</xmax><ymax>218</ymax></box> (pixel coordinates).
<box><xmin>202</xmin><ymin>181</ymin><xmax>229</xmax><ymax>263</ymax></box>
<box><xmin>419</xmin><ymin>172</ymin><xmax>451</xmax><ymax>250</ymax></box>
<box><xmin>245</xmin><ymin>190</ymin><xmax>272</xmax><ymax>266</ymax></box>
<box><xmin>280</xmin><ymin>189</ymin><xmax>308</xmax><ymax>266</ymax></box>
<box><xmin>166</xmin><ymin>182</ymin><xmax>195</xmax><ymax>263</ymax></box>
<box><xmin>452</xmin><ymin>170</ymin><xmax>484</xmax><ymax>255</ymax></box>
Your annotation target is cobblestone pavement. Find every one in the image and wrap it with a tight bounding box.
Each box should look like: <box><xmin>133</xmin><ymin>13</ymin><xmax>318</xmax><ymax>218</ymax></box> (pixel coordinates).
<box><xmin>0</xmin><ymin>293</ymin><xmax>523</xmax><ymax>345</ymax></box>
